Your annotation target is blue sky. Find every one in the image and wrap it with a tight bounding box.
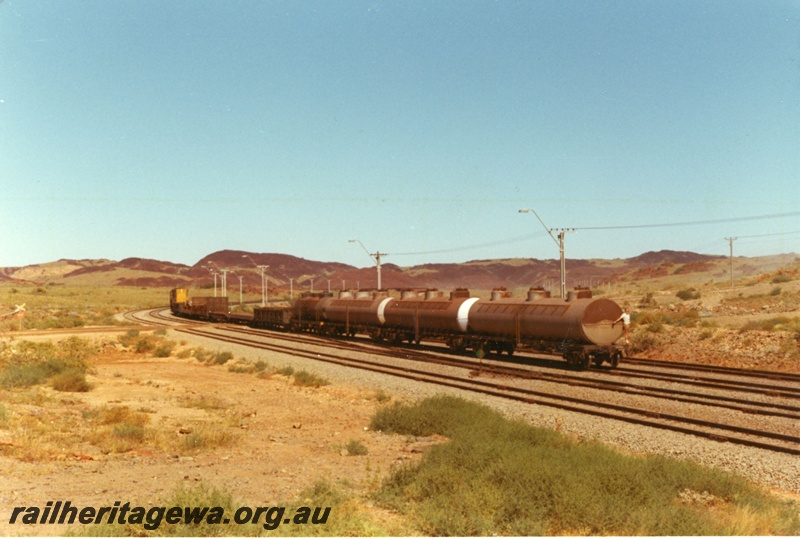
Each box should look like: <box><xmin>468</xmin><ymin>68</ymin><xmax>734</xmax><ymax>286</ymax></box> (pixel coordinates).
<box><xmin>1</xmin><ymin>0</ymin><xmax>798</xmax><ymax>269</ymax></box>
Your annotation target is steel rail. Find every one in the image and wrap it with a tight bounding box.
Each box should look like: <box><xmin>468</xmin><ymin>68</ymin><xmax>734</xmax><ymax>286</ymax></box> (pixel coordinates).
<box><xmin>224</xmin><ymin>324</ymin><xmax>800</xmax><ymax>419</ymax></box>
<box><xmin>175</xmin><ymin>324</ymin><xmax>800</xmax><ymax>456</ymax></box>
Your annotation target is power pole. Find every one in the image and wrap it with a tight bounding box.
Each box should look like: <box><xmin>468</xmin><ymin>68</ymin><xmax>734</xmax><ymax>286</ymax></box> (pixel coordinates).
<box><xmin>349</xmin><ymin>239</ymin><xmax>388</xmax><ymax>290</ymax></box>
<box><xmin>725</xmin><ymin>237</ymin><xmax>737</xmax><ymax>288</ymax></box>
<box><xmin>519</xmin><ymin>209</ymin><xmax>574</xmax><ymax>299</ymax></box>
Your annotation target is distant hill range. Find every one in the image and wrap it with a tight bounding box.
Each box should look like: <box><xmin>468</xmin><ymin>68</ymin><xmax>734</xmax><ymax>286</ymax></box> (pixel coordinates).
<box><xmin>1</xmin><ymin>249</ymin><xmax>797</xmax><ymax>294</ymax></box>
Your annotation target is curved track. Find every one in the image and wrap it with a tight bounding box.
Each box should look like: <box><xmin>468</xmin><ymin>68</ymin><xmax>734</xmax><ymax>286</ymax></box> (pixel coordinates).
<box><xmin>127</xmin><ymin>307</ymin><xmax>800</xmax><ymax>456</ymax></box>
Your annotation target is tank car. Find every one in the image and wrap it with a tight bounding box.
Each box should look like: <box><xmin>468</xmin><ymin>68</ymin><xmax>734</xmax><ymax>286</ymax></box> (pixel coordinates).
<box><xmin>466</xmin><ymin>287</ymin><xmax>624</xmax><ymax>368</ymax></box>
<box><xmin>319</xmin><ymin>290</ymin><xmax>392</xmax><ymax>339</ymax></box>
<box><xmin>381</xmin><ymin>289</ymin><xmax>480</xmax><ymax>345</ymax></box>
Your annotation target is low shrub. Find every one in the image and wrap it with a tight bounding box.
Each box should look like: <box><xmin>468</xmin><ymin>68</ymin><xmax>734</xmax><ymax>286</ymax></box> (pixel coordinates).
<box><xmin>647</xmin><ymin>319</ymin><xmax>664</xmax><ymax>333</ymax></box>
<box><xmin>178</xmin><ymin>394</ymin><xmax>228</xmax><ymax>411</ymax></box>
<box><xmin>181</xmin><ymin>426</ymin><xmax>238</xmax><ymax>450</ymax></box>
<box><xmin>1</xmin><ymin>363</ymin><xmax>51</xmax><ymax>388</ymax></box>
<box><xmin>134</xmin><ymin>336</ymin><xmax>156</xmax><ymax>354</ymax></box>
<box><xmin>697</xmin><ymin>329</ymin><xmax>714</xmax><ymax>341</ymax></box>
<box><xmin>371</xmin><ymin>396</ymin><xmax>800</xmax><ymax>536</ymax></box>
<box><xmin>676</xmin><ymin>288</ymin><xmax>701</xmax><ymax>301</ymax></box>
<box><xmin>50</xmin><ymin>369</ymin><xmax>92</xmax><ymax>392</ymax></box>
<box><xmin>740</xmin><ymin>316</ymin><xmax>799</xmax><ymax>333</ymax></box>
<box><xmin>212</xmin><ymin>351</ymin><xmax>233</xmax><ymax>365</ymax></box>
<box><xmin>292</xmin><ymin>370</ymin><xmax>329</xmax><ymax>387</ymax></box>
<box><xmin>118</xmin><ymin>329</ymin><xmax>140</xmax><ymax>347</ymax></box>
<box><xmin>373</xmin><ymin>389</ymin><xmax>392</xmax><ymax>403</ymax></box>
<box><xmin>345</xmin><ymin>440</ymin><xmax>369</xmax><ymax>456</ymax></box>
<box><xmin>153</xmin><ymin>341</ymin><xmax>176</xmax><ymax>358</ymax></box>
<box><xmin>112</xmin><ymin>422</ymin><xmax>145</xmax><ymax>441</ymax></box>
<box><xmin>0</xmin><ymin>339</ymin><xmax>92</xmax><ymax>390</ymax></box>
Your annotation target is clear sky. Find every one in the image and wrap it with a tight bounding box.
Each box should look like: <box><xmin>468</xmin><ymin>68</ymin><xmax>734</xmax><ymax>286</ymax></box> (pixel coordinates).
<box><xmin>1</xmin><ymin>0</ymin><xmax>798</xmax><ymax>269</ymax></box>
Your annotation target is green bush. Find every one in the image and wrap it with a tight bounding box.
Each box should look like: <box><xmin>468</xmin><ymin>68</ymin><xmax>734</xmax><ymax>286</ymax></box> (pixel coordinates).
<box><xmin>112</xmin><ymin>422</ymin><xmax>145</xmax><ymax>441</ymax></box>
<box><xmin>345</xmin><ymin>440</ymin><xmax>368</xmax><ymax>456</ymax></box>
<box><xmin>212</xmin><ymin>351</ymin><xmax>233</xmax><ymax>365</ymax></box>
<box><xmin>50</xmin><ymin>369</ymin><xmax>92</xmax><ymax>392</ymax></box>
<box><xmin>1</xmin><ymin>363</ymin><xmax>51</xmax><ymax>388</ymax></box>
<box><xmin>134</xmin><ymin>336</ymin><xmax>156</xmax><ymax>354</ymax></box>
<box><xmin>740</xmin><ymin>316</ymin><xmax>800</xmax><ymax>334</ymax></box>
<box><xmin>0</xmin><ymin>339</ymin><xmax>92</xmax><ymax>389</ymax></box>
<box><xmin>698</xmin><ymin>329</ymin><xmax>714</xmax><ymax>341</ymax></box>
<box><xmin>153</xmin><ymin>341</ymin><xmax>176</xmax><ymax>358</ymax></box>
<box><xmin>292</xmin><ymin>370</ymin><xmax>329</xmax><ymax>387</ymax></box>
<box><xmin>371</xmin><ymin>396</ymin><xmax>800</xmax><ymax>536</ymax></box>
<box><xmin>647</xmin><ymin>319</ymin><xmax>664</xmax><ymax>333</ymax></box>
<box><xmin>676</xmin><ymin>288</ymin><xmax>701</xmax><ymax>301</ymax></box>
<box><xmin>119</xmin><ymin>329</ymin><xmax>140</xmax><ymax>347</ymax></box>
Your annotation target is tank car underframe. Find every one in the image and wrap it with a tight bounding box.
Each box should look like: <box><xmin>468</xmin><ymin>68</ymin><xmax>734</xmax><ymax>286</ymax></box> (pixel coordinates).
<box><xmin>447</xmin><ymin>333</ymin><xmax>621</xmax><ymax>369</ymax></box>
<box><xmin>289</xmin><ymin>318</ymin><xmax>438</xmax><ymax>345</ymax></box>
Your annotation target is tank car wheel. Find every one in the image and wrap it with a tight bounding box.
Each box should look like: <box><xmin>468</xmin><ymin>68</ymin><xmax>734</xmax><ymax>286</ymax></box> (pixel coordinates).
<box><xmin>579</xmin><ymin>354</ymin><xmax>590</xmax><ymax>370</ymax></box>
<box><xmin>567</xmin><ymin>352</ymin><xmax>589</xmax><ymax>370</ymax></box>
<box><xmin>593</xmin><ymin>355</ymin><xmax>604</xmax><ymax>368</ymax></box>
<box><xmin>505</xmin><ymin>344</ymin><xmax>515</xmax><ymax>356</ymax></box>
<box><xmin>565</xmin><ymin>353</ymin><xmax>577</xmax><ymax>369</ymax></box>
<box><xmin>611</xmin><ymin>350</ymin><xmax>622</xmax><ymax>368</ymax></box>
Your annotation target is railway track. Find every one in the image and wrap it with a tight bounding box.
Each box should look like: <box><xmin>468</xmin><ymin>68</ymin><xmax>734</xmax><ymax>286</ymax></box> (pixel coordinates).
<box><xmin>621</xmin><ymin>356</ymin><xmax>800</xmax><ymax>384</ymax></box>
<box><xmin>128</xmin><ymin>307</ymin><xmax>800</xmax><ymax>456</ymax></box>
<box><xmin>223</xmin><ymin>324</ymin><xmax>800</xmax><ymax>420</ymax></box>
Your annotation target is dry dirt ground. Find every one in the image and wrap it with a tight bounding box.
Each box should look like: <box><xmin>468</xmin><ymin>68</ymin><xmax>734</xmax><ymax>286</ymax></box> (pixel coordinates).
<box><xmin>635</xmin><ymin>324</ymin><xmax>799</xmax><ymax>372</ymax></box>
<box><xmin>0</xmin><ymin>339</ymin><xmax>421</xmax><ymax>537</ymax></box>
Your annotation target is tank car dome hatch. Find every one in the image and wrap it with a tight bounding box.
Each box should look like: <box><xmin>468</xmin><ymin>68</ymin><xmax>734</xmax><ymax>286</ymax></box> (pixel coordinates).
<box><xmin>450</xmin><ymin>288</ymin><xmax>471</xmax><ymax>299</ymax></box>
<box><xmin>526</xmin><ymin>287</ymin><xmax>551</xmax><ymax>301</ymax></box>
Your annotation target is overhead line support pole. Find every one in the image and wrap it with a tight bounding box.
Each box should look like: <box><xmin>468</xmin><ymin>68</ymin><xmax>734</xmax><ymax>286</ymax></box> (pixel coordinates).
<box><xmin>519</xmin><ymin>208</ymin><xmax>574</xmax><ymax>299</ymax></box>
<box><xmin>349</xmin><ymin>239</ymin><xmax>388</xmax><ymax>291</ymax></box>
<box><xmin>725</xmin><ymin>237</ymin><xmax>737</xmax><ymax>289</ymax></box>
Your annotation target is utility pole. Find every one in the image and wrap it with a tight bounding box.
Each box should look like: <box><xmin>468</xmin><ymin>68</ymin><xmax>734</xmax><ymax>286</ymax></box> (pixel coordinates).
<box><xmin>725</xmin><ymin>237</ymin><xmax>737</xmax><ymax>289</ymax></box>
<box><xmin>278</xmin><ymin>271</ymin><xmax>294</xmax><ymax>300</ymax></box>
<box><xmin>519</xmin><ymin>209</ymin><xmax>574</xmax><ymax>299</ymax></box>
<box><xmin>221</xmin><ymin>269</ymin><xmax>229</xmax><ymax>299</ymax></box>
<box><xmin>349</xmin><ymin>239</ymin><xmax>388</xmax><ymax>291</ymax></box>
<box><xmin>233</xmin><ymin>274</ymin><xmax>243</xmax><ymax>306</ymax></box>
<box><xmin>243</xmin><ymin>255</ymin><xmax>269</xmax><ymax>307</ymax></box>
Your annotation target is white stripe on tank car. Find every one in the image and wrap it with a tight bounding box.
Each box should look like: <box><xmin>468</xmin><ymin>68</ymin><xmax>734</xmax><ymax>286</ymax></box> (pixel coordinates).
<box><xmin>457</xmin><ymin>297</ymin><xmax>481</xmax><ymax>333</ymax></box>
<box><xmin>376</xmin><ymin>297</ymin><xmax>393</xmax><ymax>325</ymax></box>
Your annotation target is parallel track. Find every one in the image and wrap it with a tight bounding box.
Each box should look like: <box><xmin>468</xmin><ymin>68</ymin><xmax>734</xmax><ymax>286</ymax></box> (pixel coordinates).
<box><xmin>129</xmin><ymin>307</ymin><xmax>800</xmax><ymax>456</ymax></box>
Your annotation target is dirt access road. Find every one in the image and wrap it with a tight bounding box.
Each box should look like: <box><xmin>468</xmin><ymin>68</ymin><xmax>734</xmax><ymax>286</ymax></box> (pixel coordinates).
<box><xmin>0</xmin><ymin>338</ymin><xmax>418</xmax><ymax>536</ymax></box>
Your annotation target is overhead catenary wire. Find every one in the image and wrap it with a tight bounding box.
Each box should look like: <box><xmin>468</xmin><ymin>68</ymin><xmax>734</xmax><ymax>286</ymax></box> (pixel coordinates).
<box><xmin>571</xmin><ymin>211</ymin><xmax>800</xmax><ymax>231</ymax></box>
<box><xmin>390</xmin><ymin>211</ymin><xmax>799</xmax><ymax>258</ymax></box>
